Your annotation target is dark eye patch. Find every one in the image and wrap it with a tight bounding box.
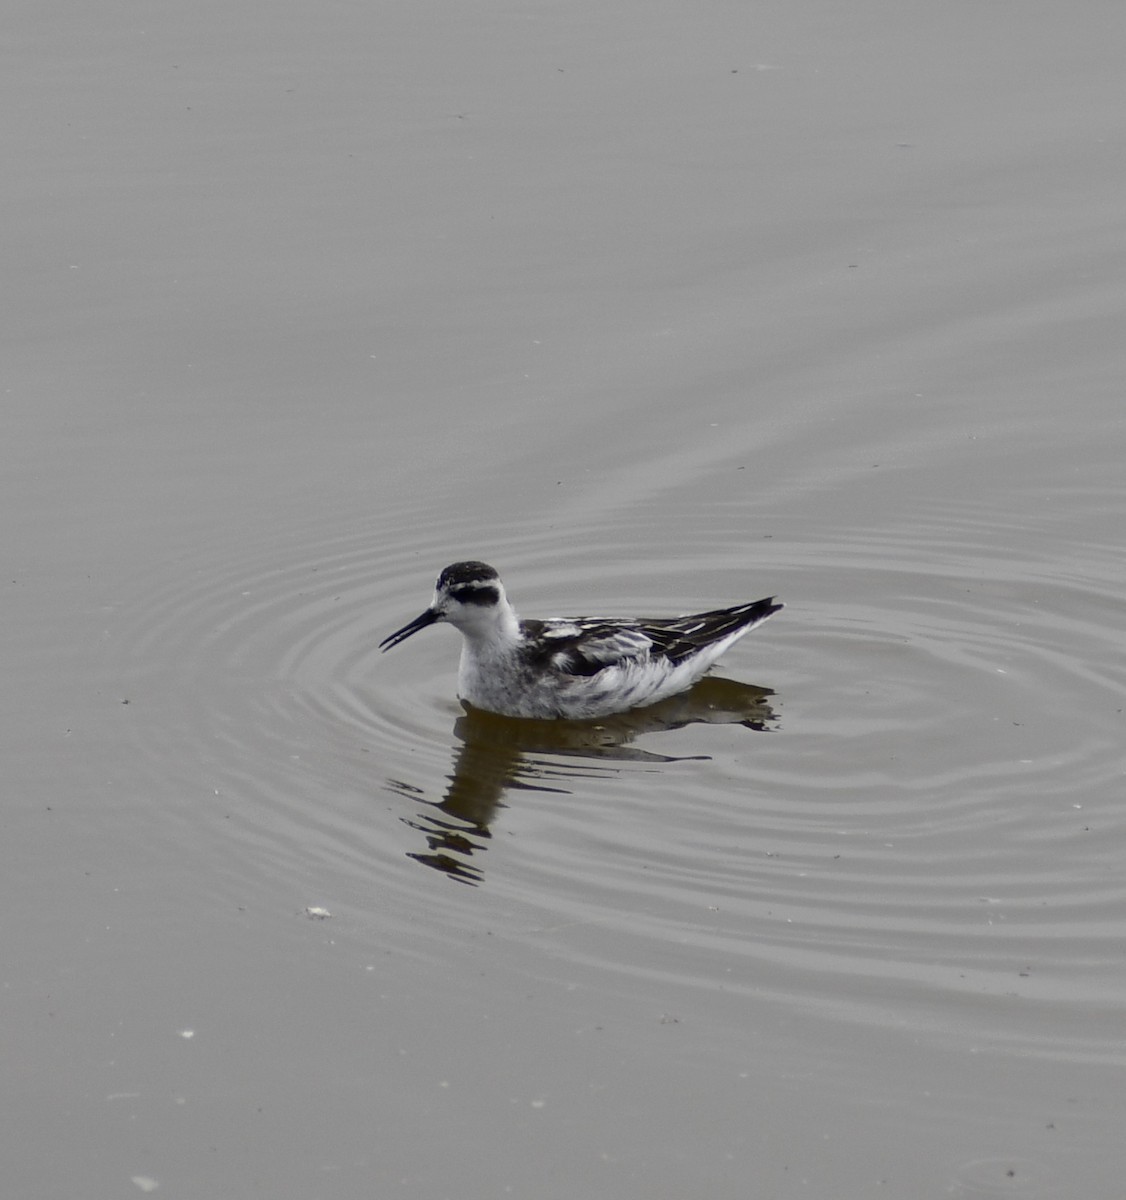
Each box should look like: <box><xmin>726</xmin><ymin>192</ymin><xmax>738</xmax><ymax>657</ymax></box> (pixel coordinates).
<box><xmin>450</xmin><ymin>585</ymin><xmax>499</xmax><ymax>606</ymax></box>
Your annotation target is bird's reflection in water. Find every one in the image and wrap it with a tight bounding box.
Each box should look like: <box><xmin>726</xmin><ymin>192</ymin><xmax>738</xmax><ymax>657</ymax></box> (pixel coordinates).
<box><xmin>391</xmin><ymin>677</ymin><xmax>779</xmax><ymax>885</ymax></box>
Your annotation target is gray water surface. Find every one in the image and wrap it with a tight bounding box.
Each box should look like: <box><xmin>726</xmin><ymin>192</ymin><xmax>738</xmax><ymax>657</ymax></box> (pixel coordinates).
<box><xmin>5</xmin><ymin>3</ymin><xmax>1125</xmax><ymax>1197</ymax></box>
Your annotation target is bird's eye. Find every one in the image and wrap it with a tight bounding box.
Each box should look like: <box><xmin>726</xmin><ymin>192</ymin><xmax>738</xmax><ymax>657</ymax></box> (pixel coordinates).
<box><xmin>450</xmin><ymin>585</ymin><xmax>499</xmax><ymax>607</ymax></box>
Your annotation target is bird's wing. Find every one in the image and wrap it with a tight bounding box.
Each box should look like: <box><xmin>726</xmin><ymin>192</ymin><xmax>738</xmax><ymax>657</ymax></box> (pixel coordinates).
<box><xmin>525</xmin><ymin>619</ymin><xmax>655</xmax><ymax>677</ymax></box>
<box><xmin>635</xmin><ymin>598</ymin><xmax>783</xmax><ymax>664</ymax></box>
<box><xmin>526</xmin><ymin>597</ymin><xmax>781</xmax><ymax>675</ymax></box>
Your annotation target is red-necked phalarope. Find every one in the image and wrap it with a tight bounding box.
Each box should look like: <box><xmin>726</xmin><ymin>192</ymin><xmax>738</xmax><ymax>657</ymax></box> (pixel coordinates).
<box><xmin>380</xmin><ymin>561</ymin><xmax>782</xmax><ymax>720</ymax></box>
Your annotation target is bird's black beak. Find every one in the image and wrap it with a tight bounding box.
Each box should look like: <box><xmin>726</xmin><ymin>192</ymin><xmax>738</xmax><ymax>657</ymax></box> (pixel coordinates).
<box><xmin>379</xmin><ymin>607</ymin><xmax>440</xmax><ymax>651</ymax></box>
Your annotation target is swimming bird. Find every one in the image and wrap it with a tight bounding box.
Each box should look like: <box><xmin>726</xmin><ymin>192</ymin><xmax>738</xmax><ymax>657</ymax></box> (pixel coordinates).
<box><xmin>380</xmin><ymin>561</ymin><xmax>782</xmax><ymax>720</ymax></box>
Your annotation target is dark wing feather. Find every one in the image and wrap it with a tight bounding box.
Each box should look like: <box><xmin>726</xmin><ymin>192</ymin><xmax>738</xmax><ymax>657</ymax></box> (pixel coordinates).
<box><xmin>522</xmin><ymin>619</ymin><xmax>655</xmax><ymax>677</ymax></box>
<box><xmin>634</xmin><ymin>597</ymin><xmax>783</xmax><ymax>664</ymax></box>
<box><xmin>523</xmin><ymin>597</ymin><xmax>782</xmax><ymax>676</ymax></box>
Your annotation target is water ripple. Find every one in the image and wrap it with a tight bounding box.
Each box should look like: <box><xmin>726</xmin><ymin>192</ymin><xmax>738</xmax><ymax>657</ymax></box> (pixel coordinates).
<box><xmin>107</xmin><ymin>497</ymin><xmax>1126</xmax><ymax>1060</ymax></box>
